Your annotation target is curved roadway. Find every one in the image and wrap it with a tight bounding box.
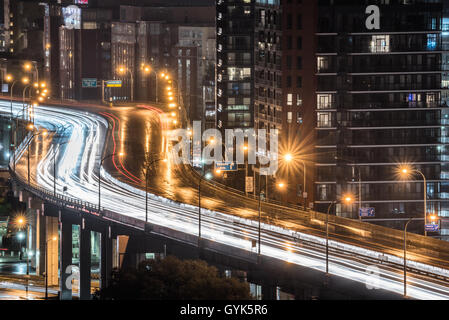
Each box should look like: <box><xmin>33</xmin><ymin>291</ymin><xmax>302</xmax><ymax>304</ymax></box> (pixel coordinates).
<box><xmin>2</xmin><ymin>100</ymin><xmax>449</xmax><ymax>300</ymax></box>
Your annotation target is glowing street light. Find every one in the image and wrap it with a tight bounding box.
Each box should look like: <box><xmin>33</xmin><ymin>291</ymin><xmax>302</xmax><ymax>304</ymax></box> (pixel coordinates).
<box><xmin>398</xmin><ymin>164</ymin><xmax>429</xmax><ymax>236</ymax></box>
<box><xmin>284</xmin><ymin>153</ymin><xmax>293</xmax><ymax>162</ymax></box>
<box><xmin>325</xmin><ymin>195</ymin><xmax>354</xmax><ymax>274</ymax></box>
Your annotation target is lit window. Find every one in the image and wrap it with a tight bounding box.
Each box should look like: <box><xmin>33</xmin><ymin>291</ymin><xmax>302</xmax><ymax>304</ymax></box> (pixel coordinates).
<box><xmin>287</xmin><ymin>112</ymin><xmax>292</xmax><ymax>123</ymax></box>
<box><xmin>287</xmin><ymin>93</ymin><xmax>293</xmax><ymax>106</ymax></box>
<box><xmin>317</xmin><ymin>94</ymin><xmax>333</xmax><ymax>109</ymax></box>
<box><xmin>317</xmin><ymin>112</ymin><xmax>331</xmax><ymax>128</ymax></box>
<box><xmin>370</xmin><ymin>35</ymin><xmax>390</xmax><ymax>53</ymax></box>
<box><xmin>297</xmin><ymin>94</ymin><xmax>302</xmax><ymax>106</ymax></box>
<box><xmin>427</xmin><ymin>34</ymin><xmax>437</xmax><ymax>50</ymax></box>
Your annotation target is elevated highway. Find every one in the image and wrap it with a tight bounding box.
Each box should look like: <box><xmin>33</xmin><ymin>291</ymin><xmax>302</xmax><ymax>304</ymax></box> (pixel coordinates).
<box><xmin>3</xmin><ymin>99</ymin><xmax>449</xmax><ymax>299</ymax></box>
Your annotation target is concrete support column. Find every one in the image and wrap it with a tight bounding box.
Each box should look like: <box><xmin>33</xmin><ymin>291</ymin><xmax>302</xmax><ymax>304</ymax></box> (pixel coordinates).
<box><xmin>262</xmin><ymin>284</ymin><xmax>278</xmax><ymax>300</ymax></box>
<box><xmin>36</xmin><ymin>208</ymin><xmax>45</xmax><ymax>275</ymax></box>
<box><xmin>60</xmin><ymin>217</ymin><xmax>73</xmax><ymax>300</ymax></box>
<box><xmin>117</xmin><ymin>235</ymin><xmax>129</xmax><ymax>270</ymax></box>
<box><xmin>100</xmin><ymin>225</ymin><xmax>112</xmax><ymax>290</ymax></box>
<box><xmin>46</xmin><ymin>216</ymin><xmax>59</xmax><ymax>286</ymax></box>
<box><xmin>79</xmin><ymin>218</ymin><xmax>91</xmax><ymax>300</ymax></box>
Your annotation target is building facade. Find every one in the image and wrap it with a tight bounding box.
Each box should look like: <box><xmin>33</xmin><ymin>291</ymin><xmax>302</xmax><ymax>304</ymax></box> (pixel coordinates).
<box><xmin>315</xmin><ymin>0</ymin><xmax>449</xmax><ymax>234</ymax></box>
<box><xmin>280</xmin><ymin>0</ymin><xmax>317</xmax><ymax>208</ymax></box>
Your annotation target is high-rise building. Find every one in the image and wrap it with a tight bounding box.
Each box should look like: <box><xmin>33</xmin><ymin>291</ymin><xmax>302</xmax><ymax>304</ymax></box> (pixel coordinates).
<box><xmin>216</xmin><ymin>0</ymin><xmax>282</xmax><ymax>132</ymax></box>
<box><xmin>315</xmin><ymin>0</ymin><xmax>449</xmax><ymax>234</ymax></box>
<box><xmin>280</xmin><ymin>0</ymin><xmax>317</xmax><ymax>208</ymax></box>
<box><xmin>215</xmin><ymin>0</ymin><xmax>282</xmax><ymax>194</ymax></box>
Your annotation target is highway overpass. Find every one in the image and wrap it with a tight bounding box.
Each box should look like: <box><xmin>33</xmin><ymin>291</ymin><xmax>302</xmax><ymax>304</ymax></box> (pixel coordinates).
<box><xmin>2</xmin><ymin>99</ymin><xmax>449</xmax><ymax>299</ymax></box>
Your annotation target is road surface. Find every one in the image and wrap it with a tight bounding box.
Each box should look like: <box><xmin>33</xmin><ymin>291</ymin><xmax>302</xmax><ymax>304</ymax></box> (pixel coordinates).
<box><xmin>2</xmin><ymin>100</ymin><xmax>449</xmax><ymax>299</ymax></box>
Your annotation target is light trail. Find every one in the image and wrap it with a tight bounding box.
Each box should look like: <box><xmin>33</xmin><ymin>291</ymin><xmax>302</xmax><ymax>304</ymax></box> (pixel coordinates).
<box><xmin>2</xmin><ymin>100</ymin><xmax>449</xmax><ymax>299</ymax></box>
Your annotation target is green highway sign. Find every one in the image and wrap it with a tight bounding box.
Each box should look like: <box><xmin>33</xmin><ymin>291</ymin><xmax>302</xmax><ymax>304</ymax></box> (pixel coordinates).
<box><xmin>82</xmin><ymin>78</ymin><xmax>97</xmax><ymax>88</ymax></box>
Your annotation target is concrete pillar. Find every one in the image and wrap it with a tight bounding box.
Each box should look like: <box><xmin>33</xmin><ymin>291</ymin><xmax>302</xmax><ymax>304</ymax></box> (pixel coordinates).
<box><xmin>262</xmin><ymin>284</ymin><xmax>279</xmax><ymax>300</ymax></box>
<box><xmin>46</xmin><ymin>216</ymin><xmax>59</xmax><ymax>286</ymax></box>
<box><xmin>117</xmin><ymin>235</ymin><xmax>129</xmax><ymax>269</ymax></box>
<box><xmin>59</xmin><ymin>217</ymin><xmax>73</xmax><ymax>300</ymax></box>
<box><xmin>101</xmin><ymin>225</ymin><xmax>112</xmax><ymax>290</ymax></box>
<box><xmin>112</xmin><ymin>237</ymin><xmax>118</xmax><ymax>270</ymax></box>
<box><xmin>79</xmin><ymin>218</ymin><xmax>91</xmax><ymax>300</ymax></box>
<box><xmin>37</xmin><ymin>206</ymin><xmax>46</xmax><ymax>276</ymax></box>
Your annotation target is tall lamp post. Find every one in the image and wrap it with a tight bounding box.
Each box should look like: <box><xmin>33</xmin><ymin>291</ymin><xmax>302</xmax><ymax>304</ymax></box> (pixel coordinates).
<box><xmin>98</xmin><ymin>152</ymin><xmax>124</xmax><ymax>212</ymax></box>
<box><xmin>144</xmin><ymin>156</ymin><xmax>167</xmax><ymax>224</ymax></box>
<box><xmin>142</xmin><ymin>64</ymin><xmax>159</xmax><ymax>103</ymax></box>
<box><xmin>5</xmin><ymin>74</ymin><xmax>20</xmax><ymax>119</ymax></box>
<box><xmin>325</xmin><ymin>195</ymin><xmax>354</xmax><ymax>274</ymax></box>
<box><xmin>403</xmin><ymin>217</ymin><xmax>413</xmax><ymax>298</ymax></box>
<box><xmin>52</xmin><ymin>141</ymin><xmax>69</xmax><ymax>197</ymax></box>
<box><xmin>24</xmin><ymin>125</ymin><xmax>48</xmax><ymax>185</ymax></box>
<box><xmin>198</xmin><ymin>168</ymin><xmax>213</xmax><ymax>248</ymax></box>
<box><xmin>45</xmin><ymin>236</ymin><xmax>57</xmax><ymax>300</ymax></box>
<box><xmin>399</xmin><ymin>166</ymin><xmax>428</xmax><ymax>236</ymax></box>
<box><xmin>283</xmin><ymin>153</ymin><xmax>307</xmax><ymax>208</ymax></box>
<box><xmin>24</xmin><ymin>61</ymin><xmax>39</xmax><ymax>84</ymax></box>
<box><xmin>16</xmin><ymin>216</ymin><xmax>31</xmax><ymax>297</ymax></box>
<box><xmin>118</xmin><ymin>66</ymin><xmax>134</xmax><ymax>101</ymax></box>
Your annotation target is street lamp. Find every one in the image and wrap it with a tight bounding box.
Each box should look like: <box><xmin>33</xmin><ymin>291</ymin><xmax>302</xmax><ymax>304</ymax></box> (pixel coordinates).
<box><xmin>15</xmin><ymin>215</ymin><xmax>31</xmax><ymax>297</ymax></box>
<box><xmin>99</xmin><ymin>152</ymin><xmax>124</xmax><ymax>212</ymax></box>
<box><xmin>399</xmin><ymin>165</ymin><xmax>428</xmax><ymax>236</ymax></box>
<box><xmin>198</xmin><ymin>169</ymin><xmax>213</xmax><ymax>248</ymax></box>
<box><xmin>23</xmin><ymin>61</ymin><xmax>39</xmax><ymax>84</ymax></box>
<box><xmin>282</xmin><ymin>153</ymin><xmax>307</xmax><ymax>208</ymax></box>
<box><xmin>143</xmin><ymin>156</ymin><xmax>167</xmax><ymax>224</ymax></box>
<box><xmin>45</xmin><ymin>236</ymin><xmax>57</xmax><ymax>300</ymax></box>
<box><xmin>141</xmin><ymin>64</ymin><xmax>159</xmax><ymax>103</ymax></box>
<box><xmin>25</xmin><ymin>126</ymin><xmax>48</xmax><ymax>185</ymax></box>
<box><xmin>325</xmin><ymin>195</ymin><xmax>354</xmax><ymax>274</ymax></box>
<box><xmin>403</xmin><ymin>217</ymin><xmax>413</xmax><ymax>298</ymax></box>
<box><xmin>52</xmin><ymin>140</ymin><xmax>69</xmax><ymax>197</ymax></box>
<box><xmin>6</xmin><ymin>74</ymin><xmax>19</xmax><ymax>119</ymax></box>
<box><xmin>117</xmin><ymin>66</ymin><xmax>134</xmax><ymax>101</ymax></box>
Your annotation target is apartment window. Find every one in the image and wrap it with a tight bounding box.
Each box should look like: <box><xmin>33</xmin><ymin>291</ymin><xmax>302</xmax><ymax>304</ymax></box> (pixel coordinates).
<box><xmin>297</xmin><ymin>14</ymin><xmax>302</xmax><ymax>29</ymax></box>
<box><xmin>286</xmin><ymin>55</ymin><xmax>292</xmax><ymax>69</ymax></box>
<box><xmin>318</xmin><ymin>94</ymin><xmax>333</xmax><ymax>109</ymax></box>
<box><xmin>287</xmin><ymin>93</ymin><xmax>293</xmax><ymax>106</ymax></box>
<box><xmin>317</xmin><ymin>56</ymin><xmax>329</xmax><ymax>72</ymax></box>
<box><xmin>228</xmin><ymin>67</ymin><xmax>251</xmax><ymax>80</ymax></box>
<box><xmin>297</xmin><ymin>36</ymin><xmax>302</xmax><ymax>49</ymax></box>
<box><xmin>287</xmin><ymin>111</ymin><xmax>292</xmax><ymax>123</ymax></box>
<box><xmin>427</xmin><ymin>34</ymin><xmax>437</xmax><ymax>50</ymax></box>
<box><xmin>318</xmin><ymin>184</ymin><xmax>328</xmax><ymax>200</ymax></box>
<box><xmin>296</xmin><ymin>76</ymin><xmax>302</xmax><ymax>88</ymax></box>
<box><xmin>297</xmin><ymin>56</ymin><xmax>302</xmax><ymax>69</ymax></box>
<box><xmin>297</xmin><ymin>112</ymin><xmax>303</xmax><ymax>124</ymax></box>
<box><xmin>297</xmin><ymin>93</ymin><xmax>302</xmax><ymax>106</ymax></box>
<box><xmin>317</xmin><ymin>112</ymin><xmax>331</xmax><ymax>127</ymax></box>
<box><xmin>287</xmin><ymin>14</ymin><xmax>292</xmax><ymax>29</ymax></box>
<box><xmin>287</xmin><ymin>76</ymin><xmax>292</xmax><ymax>87</ymax></box>
<box><xmin>370</xmin><ymin>35</ymin><xmax>390</xmax><ymax>53</ymax></box>
<box><xmin>287</xmin><ymin>36</ymin><xmax>292</xmax><ymax>50</ymax></box>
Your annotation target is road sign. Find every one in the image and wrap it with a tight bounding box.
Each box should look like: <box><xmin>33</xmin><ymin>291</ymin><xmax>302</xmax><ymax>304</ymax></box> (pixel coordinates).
<box><xmin>106</xmin><ymin>80</ymin><xmax>122</xmax><ymax>87</ymax></box>
<box><xmin>82</xmin><ymin>78</ymin><xmax>97</xmax><ymax>88</ymax></box>
<box><xmin>359</xmin><ymin>207</ymin><xmax>375</xmax><ymax>217</ymax></box>
<box><xmin>215</xmin><ymin>161</ymin><xmax>237</xmax><ymax>171</ymax></box>
<box><xmin>245</xmin><ymin>176</ymin><xmax>254</xmax><ymax>193</ymax></box>
<box><xmin>425</xmin><ymin>224</ymin><xmax>439</xmax><ymax>232</ymax></box>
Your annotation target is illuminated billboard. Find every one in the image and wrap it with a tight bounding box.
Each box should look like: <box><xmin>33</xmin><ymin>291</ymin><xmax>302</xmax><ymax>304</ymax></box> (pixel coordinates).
<box><xmin>62</xmin><ymin>5</ymin><xmax>81</xmax><ymax>29</ymax></box>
